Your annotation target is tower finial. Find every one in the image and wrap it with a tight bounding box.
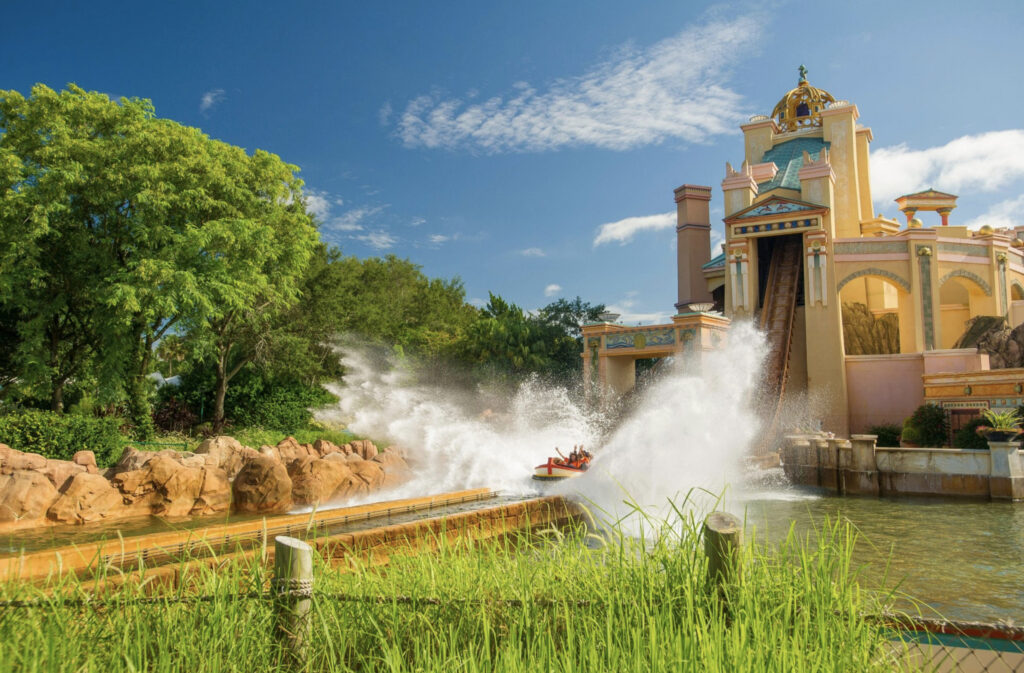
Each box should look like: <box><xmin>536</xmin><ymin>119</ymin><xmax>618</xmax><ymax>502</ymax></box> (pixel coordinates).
<box><xmin>798</xmin><ymin>64</ymin><xmax>808</xmax><ymax>83</ymax></box>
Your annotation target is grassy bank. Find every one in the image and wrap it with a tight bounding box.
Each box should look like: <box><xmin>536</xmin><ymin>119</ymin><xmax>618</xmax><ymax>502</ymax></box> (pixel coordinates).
<box><xmin>0</xmin><ymin>508</ymin><xmax>910</xmax><ymax>672</ymax></box>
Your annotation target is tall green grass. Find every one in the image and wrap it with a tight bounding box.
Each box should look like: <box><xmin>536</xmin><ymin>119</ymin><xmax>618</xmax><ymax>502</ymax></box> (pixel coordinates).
<box><xmin>0</xmin><ymin>507</ymin><xmax>911</xmax><ymax>672</ymax></box>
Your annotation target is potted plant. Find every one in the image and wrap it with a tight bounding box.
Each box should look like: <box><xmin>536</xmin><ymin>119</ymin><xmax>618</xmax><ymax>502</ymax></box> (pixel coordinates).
<box><xmin>976</xmin><ymin>408</ymin><xmax>1023</xmax><ymax>443</ymax></box>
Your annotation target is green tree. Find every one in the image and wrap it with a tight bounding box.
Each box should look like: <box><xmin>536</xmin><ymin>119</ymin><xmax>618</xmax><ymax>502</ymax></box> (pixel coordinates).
<box><xmin>0</xmin><ymin>84</ymin><xmax>319</xmax><ymax>435</ymax></box>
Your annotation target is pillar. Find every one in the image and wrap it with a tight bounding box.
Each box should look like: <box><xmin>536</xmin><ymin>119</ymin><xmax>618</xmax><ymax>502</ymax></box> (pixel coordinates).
<box><xmin>674</xmin><ymin>184</ymin><xmax>713</xmax><ymax>312</ymax></box>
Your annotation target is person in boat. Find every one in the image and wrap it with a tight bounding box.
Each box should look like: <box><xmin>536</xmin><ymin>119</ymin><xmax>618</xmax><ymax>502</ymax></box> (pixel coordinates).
<box><xmin>553</xmin><ymin>447</ymin><xmax>566</xmax><ymax>465</ymax></box>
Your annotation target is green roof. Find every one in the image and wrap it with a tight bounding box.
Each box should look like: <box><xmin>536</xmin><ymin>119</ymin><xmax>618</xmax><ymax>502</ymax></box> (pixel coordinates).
<box><xmin>702</xmin><ymin>251</ymin><xmax>725</xmax><ymax>270</ymax></box>
<box><xmin>757</xmin><ymin>137</ymin><xmax>830</xmax><ymax>192</ymax></box>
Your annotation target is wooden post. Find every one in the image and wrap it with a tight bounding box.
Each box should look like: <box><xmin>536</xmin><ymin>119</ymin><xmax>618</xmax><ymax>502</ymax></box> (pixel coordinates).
<box><xmin>274</xmin><ymin>536</ymin><xmax>314</xmax><ymax>666</ymax></box>
<box><xmin>703</xmin><ymin>511</ymin><xmax>742</xmax><ymax>592</ymax></box>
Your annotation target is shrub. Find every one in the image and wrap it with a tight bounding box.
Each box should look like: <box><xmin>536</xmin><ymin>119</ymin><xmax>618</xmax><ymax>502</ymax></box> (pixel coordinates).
<box><xmin>905</xmin><ymin>403</ymin><xmax>949</xmax><ymax>447</ymax></box>
<box><xmin>900</xmin><ymin>418</ymin><xmax>920</xmax><ymax>445</ymax></box>
<box><xmin>953</xmin><ymin>417</ymin><xmax>989</xmax><ymax>449</ymax></box>
<box><xmin>0</xmin><ymin>409</ymin><xmax>124</xmax><ymax>466</ymax></box>
<box><xmin>868</xmin><ymin>423</ymin><xmax>902</xmax><ymax>448</ymax></box>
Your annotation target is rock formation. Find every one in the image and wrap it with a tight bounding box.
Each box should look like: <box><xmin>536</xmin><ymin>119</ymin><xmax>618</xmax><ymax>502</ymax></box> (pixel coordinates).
<box><xmin>0</xmin><ymin>434</ymin><xmax>412</xmax><ymax>531</ymax></box>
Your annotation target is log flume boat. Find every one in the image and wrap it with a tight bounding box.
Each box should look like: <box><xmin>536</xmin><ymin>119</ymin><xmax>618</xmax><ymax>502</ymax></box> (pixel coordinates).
<box><xmin>532</xmin><ymin>456</ymin><xmax>590</xmax><ymax>482</ymax></box>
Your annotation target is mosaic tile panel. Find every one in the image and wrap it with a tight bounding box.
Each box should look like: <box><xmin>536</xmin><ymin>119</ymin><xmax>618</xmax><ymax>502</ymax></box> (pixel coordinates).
<box><xmin>833</xmin><ymin>241</ymin><xmax>909</xmax><ymax>255</ymax></box>
<box><xmin>937</xmin><ymin>242</ymin><xmax>989</xmax><ymax>257</ymax></box>
<box><xmin>733</xmin><ymin>218</ymin><xmax>819</xmax><ymax>236</ymax></box>
<box><xmin>938</xmin><ymin>269</ymin><xmax>992</xmax><ymax>296</ymax></box>
<box><xmin>835</xmin><ymin>268</ymin><xmax>911</xmax><ymax>293</ymax></box>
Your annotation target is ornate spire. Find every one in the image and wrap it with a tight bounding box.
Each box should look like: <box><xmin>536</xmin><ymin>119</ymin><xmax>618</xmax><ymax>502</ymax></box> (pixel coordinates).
<box><xmin>771</xmin><ymin>68</ymin><xmax>836</xmax><ymax>132</ymax></box>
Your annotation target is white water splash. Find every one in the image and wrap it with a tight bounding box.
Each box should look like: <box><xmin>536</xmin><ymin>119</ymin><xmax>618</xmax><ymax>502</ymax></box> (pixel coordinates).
<box><xmin>318</xmin><ymin>321</ymin><xmax>767</xmax><ymax>520</ymax></box>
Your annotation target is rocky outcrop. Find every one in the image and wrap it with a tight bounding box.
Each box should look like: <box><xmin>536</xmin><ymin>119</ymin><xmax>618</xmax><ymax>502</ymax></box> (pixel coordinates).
<box><xmin>47</xmin><ymin>473</ymin><xmax>125</xmax><ymax>525</ymax></box>
<box><xmin>194</xmin><ymin>436</ymin><xmax>258</xmax><ymax>479</ymax></box>
<box><xmin>0</xmin><ymin>434</ymin><xmax>412</xmax><ymax>529</ymax></box>
<box><xmin>287</xmin><ymin>456</ymin><xmax>353</xmax><ymax>506</ymax></box>
<box><xmin>0</xmin><ymin>471</ymin><xmax>59</xmax><ymax>523</ymax></box>
<box><xmin>954</xmin><ymin>316</ymin><xmax>1024</xmax><ymax>369</ymax></box>
<box><xmin>232</xmin><ymin>455</ymin><xmax>292</xmax><ymax>513</ymax></box>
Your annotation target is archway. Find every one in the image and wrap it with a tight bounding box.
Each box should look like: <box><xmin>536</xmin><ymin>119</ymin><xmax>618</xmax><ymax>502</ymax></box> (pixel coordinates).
<box><xmin>838</xmin><ymin>274</ymin><xmax>910</xmax><ymax>354</ymax></box>
<box><xmin>939</xmin><ymin>275</ymin><xmax>993</xmax><ymax>349</ymax></box>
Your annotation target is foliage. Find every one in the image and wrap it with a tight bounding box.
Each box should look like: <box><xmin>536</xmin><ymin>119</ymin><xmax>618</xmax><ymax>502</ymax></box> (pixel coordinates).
<box><xmin>953</xmin><ymin>418</ymin><xmax>990</xmax><ymax>449</ymax></box>
<box><xmin>904</xmin><ymin>403</ymin><xmax>949</xmax><ymax>447</ymax></box>
<box><xmin>0</xmin><ymin>511</ymin><xmax>901</xmax><ymax>672</ymax></box>
<box><xmin>980</xmin><ymin>407</ymin><xmax>1021</xmax><ymax>430</ymax></box>
<box><xmin>228</xmin><ymin>423</ymin><xmax>355</xmax><ymax>450</ymax></box>
<box><xmin>899</xmin><ymin>418</ymin><xmax>920</xmax><ymax>445</ymax></box>
<box><xmin>0</xmin><ymin>409</ymin><xmax>123</xmax><ymax>466</ymax></box>
<box><xmin>867</xmin><ymin>423</ymin><xmax>901</xmax><ymax>448</ymax></box>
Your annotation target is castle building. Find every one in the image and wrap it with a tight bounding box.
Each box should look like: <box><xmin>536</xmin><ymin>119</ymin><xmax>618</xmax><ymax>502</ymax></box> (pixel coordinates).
<box><xmin>583</xmin><ymin>68</ymin><xmax>1024</xmax><ymax>440</ymax></box>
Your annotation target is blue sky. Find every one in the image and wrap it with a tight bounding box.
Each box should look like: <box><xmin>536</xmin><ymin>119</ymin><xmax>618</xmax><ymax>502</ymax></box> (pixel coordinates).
<box><xmin>4</xmin><ymin>1</ymin><xmax>1024</xmax><ymax>323</ymax></box>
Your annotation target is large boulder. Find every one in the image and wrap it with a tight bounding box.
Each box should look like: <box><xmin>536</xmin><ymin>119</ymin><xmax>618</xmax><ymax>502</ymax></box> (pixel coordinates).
<box><xmin>287</xmin><ymin>457</ymin><xmax>353</xmax><ymax>506</ymax></box>
<box><xmin>111</xmin><ymin>455</ymin><xmax>231</xmax><ymax>518</ymax></box>
<box><xmin>72</xmin><ymin>451</ymin><xmax>100</xmax><ymax>474</ymax></box>
<box><xmin>374</xmin><ymin>449</ymin><xmax>412</xmax><ymax>489</ymax></box>
<box><xmin>39</xmin><ymin>459</ymin><xmax>86</xmax><ymax>492</ymax></box>
<box><xmin>347</xmin><ymin>459</ymin><xmax>386</xmax><ymax>494</ymax></box>
<box><xmin>349</xmin><ymin>440</ymin><xmax>378</xmax><ymax>461</ymax></box>
<box><xmin>0</xmin><ymin>471</ymin><xmax>60</xmax><ymax>524</ymax></box>
<box><xmin>47</xmin><ymin>473</ymin><xmax>126</xmax><ymax>524</ymax></box>
<box><xmin>193</xmin><ymin>467</ymin><xmax>232</xmax><ymax>515</ymax></box>
<box><xmin>232</xmin><ymin>455</ymin><xmax>292</xmax><ymax>514</ymax></box>
<box><xmin>313</xmin><ymin>439</ymin><xmax>342</xmax><ymax>458</ymax></box>
<box><xmin>194</xmin><ymin>436</ymin><xmax>258</xmax><ymax>479</ymax></box>
<box><xmin>0</xmin><ymin>446</ymin><xmax>47</xmax><ymax>473</ymax></box>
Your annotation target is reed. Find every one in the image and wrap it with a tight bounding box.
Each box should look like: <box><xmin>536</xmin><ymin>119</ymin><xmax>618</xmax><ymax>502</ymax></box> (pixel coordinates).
<box><xmin>0</xmin><ymin>505</ymin><xmax>910</xmax><ymax>672</ymax></box>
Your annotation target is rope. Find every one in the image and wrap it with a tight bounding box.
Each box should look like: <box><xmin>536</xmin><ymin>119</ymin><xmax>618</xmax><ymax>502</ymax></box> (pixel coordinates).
<box><xmin>272</xmin><ymin>578</ymin><xmax>313</xmax><ymax>599</ymax></box>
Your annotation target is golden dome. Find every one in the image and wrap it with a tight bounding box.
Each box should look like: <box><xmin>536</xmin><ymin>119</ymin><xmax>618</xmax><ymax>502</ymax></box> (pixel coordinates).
<box><xmin>771</xmin><ymin>65</ymin><xmax>836</xmax><ymax>132</ymax></box>
<box><xmin>978</xmin><ymin>224</ymin><xmax>994</xmax><ymax>236</ymax></box>
<box><xmin>908</xmin><ymin>218</ymin><xmax>923</xmax><ymax>229</ymax></box>
<box><xmin>1011</xmin><ymin>238</ymin><xmax>1023</xmax><ymax>248</ymax></box>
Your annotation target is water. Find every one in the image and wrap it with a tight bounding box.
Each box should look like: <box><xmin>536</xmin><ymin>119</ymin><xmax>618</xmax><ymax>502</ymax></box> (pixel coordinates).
<box><xmin>736</xmin><ymin>487</ymin><xmax>1024</xmax><ymax>623</ymax></box>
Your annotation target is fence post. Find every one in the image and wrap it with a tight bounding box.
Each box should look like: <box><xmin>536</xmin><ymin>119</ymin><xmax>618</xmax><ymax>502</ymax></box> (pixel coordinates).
<box><xmin>703</xmin><ymin>511</ymin><xmax>742</xmax><ymax>593</ymax></box>
<box><xmin>273</xmin><ymin>536</ymin><xmax>314</xmax><ymax>666</ymax></box>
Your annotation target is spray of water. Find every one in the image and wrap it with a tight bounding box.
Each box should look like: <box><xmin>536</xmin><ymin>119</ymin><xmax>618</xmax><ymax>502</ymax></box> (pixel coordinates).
<box><xmin>317</xmin><ymin>322</ymin><xmax>768</xmax><ymax>520</ymax></box>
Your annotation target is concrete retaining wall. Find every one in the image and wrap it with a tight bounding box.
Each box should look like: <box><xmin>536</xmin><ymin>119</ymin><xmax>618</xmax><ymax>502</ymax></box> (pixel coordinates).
<box><xmin>781</xmin><ymin>434</ymin><xmax>1024</xmax><ymax>500</ymax></box>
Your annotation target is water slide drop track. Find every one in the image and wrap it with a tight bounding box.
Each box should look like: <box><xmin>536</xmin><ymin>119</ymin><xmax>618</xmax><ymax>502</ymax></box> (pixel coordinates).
<box><xmin>756</xmin><ymin>236</ymin><xmax>801</xmax><ymax>454</ymax></box>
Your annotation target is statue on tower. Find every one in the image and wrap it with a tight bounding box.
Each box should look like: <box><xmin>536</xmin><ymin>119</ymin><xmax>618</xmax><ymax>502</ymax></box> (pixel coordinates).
<box><xmin>798</xmin><ymin>64</ymin><xmax>808</xmax><ymax>82</ymax></box>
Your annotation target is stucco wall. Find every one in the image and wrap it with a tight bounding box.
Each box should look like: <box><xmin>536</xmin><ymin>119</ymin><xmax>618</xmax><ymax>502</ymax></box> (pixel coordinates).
<box><xmin>845</xmin><ymin>354</ymin><xmax>924</xmax><ymax>432</ymax></box>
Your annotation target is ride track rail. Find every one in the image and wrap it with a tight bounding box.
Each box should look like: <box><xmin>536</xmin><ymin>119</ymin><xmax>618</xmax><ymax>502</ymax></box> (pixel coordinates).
<box><xmin>1</xmin><ymin>488</ymin><xmax>501</xmax><ymax>581</ymax></box>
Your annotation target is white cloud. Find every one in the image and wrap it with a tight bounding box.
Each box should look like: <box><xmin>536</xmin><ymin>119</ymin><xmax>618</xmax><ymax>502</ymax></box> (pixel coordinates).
<box><xmin>544</xmin><ymin>283</ymin><xmax>562</xmax><ymax>297</ymax></box>
<box><xmin>378</xmin><ymin>102</ymin><xmax>393</xmax><ymax>126</ymax></box>
<box><xmin>518</xmin><ymin>247</ymin><xmax>546</xmax><ymax>257</ymax></box>
<box><xmin>410</xmin><ymin>216</ymin><xmax>426</xmax><ymax>227</ymax></box>
<box><xmin>329</xmin><ymin>205</ymin><xmax>387</xmax><ymax>232</ymax></box>
<box><xmin>429</xmin><ymin>234</ymin><xmax>450</xmax><ymax>244</ymax></box>
<box><xmin>303</xmin><ymin>189</ymin><xmax>333</xmax><ymax>221</ymax></box>
<box><xmin>606</xmin><ymin>293</ymin><xmax>671</xmax><ymax>325</ymax></box>
<box><xmin>396</xmin><ymin>17</ymin><xmax>760</xmax><ymax>153</ymax></box>
<box><xmin>962</xmin><ymin>195</ymin><xmax>1024</xmax><ymax>230</ymax></box>
<box><xmin>199</xmin><ymin>89</ymin><xmax>225</xmax><ymax>114</ymax></box>
<box><xmin>871</xmin><ymin>130</ymin><xmax>1024</xmax><ymax>206</ymax></box>
<box><xmin>593</xmin><ymin>211</ymin><xmax>675</xmax><ymax>247</ymax></box>
<box><xmin>355</xmin><ymin>231</ymin><xmax>397</xmax><ymax>250</ymax></box>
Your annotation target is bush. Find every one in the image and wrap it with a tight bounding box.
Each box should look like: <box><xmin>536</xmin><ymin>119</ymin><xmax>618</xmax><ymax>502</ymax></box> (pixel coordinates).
<box><xmin>953</xmin><ymin>417</ymin><xmax>989</xmax><ymax>449</ymax></box>
<box><xmin>900</xmin><ymin>418</ymin><xmax>920</xmax><ymax>445</ymax></box>
<box><xmin>904</xmin><ymin>403</ymin><xmax>949</xmax><ymax>447</ymax></box>
<box><xmin>868</xmin><ymin>423</ymin><xmax>902</xmax><ymax>448</ymax></box>
<box><xmin>0</xmin><ymin>409</ymin><xmax>124</xmax><ymax>467</ymax></box>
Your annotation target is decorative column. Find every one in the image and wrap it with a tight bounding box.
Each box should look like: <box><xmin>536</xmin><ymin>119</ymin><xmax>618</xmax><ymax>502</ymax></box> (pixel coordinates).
<box><xmin>901</xmin><ymin>207</ymin><xmax>918</xmax><ymax>225</ymax></box>
<box><xmin>728</xmin><ymin>245</ymin><xmax>750</xmax><ymax>312</ymax></box>
<box><xmin>998</xmin><ymin>252</ymin><xmax>1009</xmax><ymax>317</ymax></box>
<box><xmin>937</xmin><ymin>207</ymin><xmax>952</xmax><ymax>226</ymax></box>
<box><xmin>916</xmin><ymin>245</ymin><xmax>935</xmax><ymax>350</ymax></box>
<box><xmin>805</xmin><ymin>234</ymin><xmax>828</xmax><ymax>307</ymax></box>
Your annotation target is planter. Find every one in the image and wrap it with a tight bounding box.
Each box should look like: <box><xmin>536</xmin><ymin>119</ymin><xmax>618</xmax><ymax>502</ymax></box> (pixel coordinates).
<box><xmin>984</xmin><ymin>430</ymin><xmax>1021</xmax><ymax>442</ymax></box>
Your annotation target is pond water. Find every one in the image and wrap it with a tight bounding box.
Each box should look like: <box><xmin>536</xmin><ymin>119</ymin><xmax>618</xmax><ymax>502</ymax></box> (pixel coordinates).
<box><xmin>736</xmin><ymin>484</ymin><xmax>1024</xmax><ymax>623</ymax></box>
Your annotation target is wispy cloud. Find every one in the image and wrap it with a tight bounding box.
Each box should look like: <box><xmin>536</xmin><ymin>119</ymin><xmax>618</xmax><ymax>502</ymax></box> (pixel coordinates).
<box><xmin>378</xmin><ymin>101</ymin><xmax>393</xmax><ymax>126</ymax></box>
<box><xmin>329</xmin><ymin>205</ymin><xmax>387</xmax><ymax>232</ymax></box>
<box><xmin>962</xmin><ymin>195</ymin><xmax>1024</xmax><ymax>230</ymax></box>
<box><xmin>518</xmin><ymin>247</ymin><xmax>546</xmax><ymax>257</ymax></box>
<box><xmin>199</xmin><ymin>89</ymin><xmax>225</xmax><ymax>114</ymax></box>
<box><xmin>355</xmin><ymin>231</ymin><xmax>397</xmax><ymax>250</ymax></box>
<box><xmin>303</xmin><ymin>188</ymin><xmax>334</xmax><ymax>221</ymax></box>
<box><xmin>544</xmin><ymin>283</ymin><xmax>562</xmax><ymax>297</ymax></box>
<box><xmin>606</xmin><ymin>292</ymin><xmax>671</xmax><ymax>325</ymax></box>
<box><xmin>429</xmin><ymin>234</ymin><xmax>450</xmax><ymax>244</ymax></box>
<box><xmin>593</xmin><ymin>212</ymin><xmax>675</xmax><ymax>247</ymax></box>
<box><xmin>871</xmin><ymin>129</ymin><xmax>1024</xmax><ymax>206</ymax></box>
<box><xmin>395</xmin><ymin>17</ymin><xmax>760</xmax><ymax>153</ymax></box>
<box><xmin>410</xmin><ymin>216</ymin><xmax>426</xmax><ymax>227</ymax></box>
